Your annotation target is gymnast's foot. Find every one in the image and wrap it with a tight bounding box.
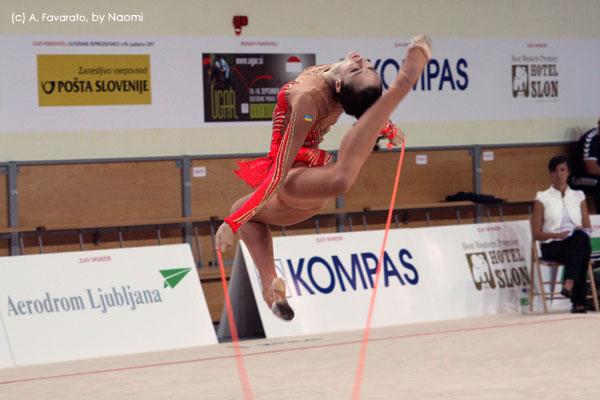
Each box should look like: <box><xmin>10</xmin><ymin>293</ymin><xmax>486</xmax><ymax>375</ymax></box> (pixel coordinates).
<box><xmin>270</xmin><ymin>277</ymin><xmax>295</xmax><ymax>321</ymax></box>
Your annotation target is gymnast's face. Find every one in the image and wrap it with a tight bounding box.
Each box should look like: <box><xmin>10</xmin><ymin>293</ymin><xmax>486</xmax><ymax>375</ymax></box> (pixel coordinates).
<box><xmin>338</xmin><ymin>52</ymin><xmax>381</xmax><ymax>92</ymax></box>
<box><xmin>550</xmin><ymin>162</ymin><xmax>569</xmax><ymax>189</ymax></box>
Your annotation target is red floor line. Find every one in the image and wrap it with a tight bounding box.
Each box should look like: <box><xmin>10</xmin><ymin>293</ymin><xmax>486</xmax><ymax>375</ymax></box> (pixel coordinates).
<box><xmin>0</xmin><ymin>315</ymin><xmax>584</xmax><ymax>385</ymax></box>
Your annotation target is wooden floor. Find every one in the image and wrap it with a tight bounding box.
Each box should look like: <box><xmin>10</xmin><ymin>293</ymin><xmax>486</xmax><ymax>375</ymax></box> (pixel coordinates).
<box><xmin>1</xmin><ymin>311</ymin><xmax>599</xmax><ymax>399</ymax></box>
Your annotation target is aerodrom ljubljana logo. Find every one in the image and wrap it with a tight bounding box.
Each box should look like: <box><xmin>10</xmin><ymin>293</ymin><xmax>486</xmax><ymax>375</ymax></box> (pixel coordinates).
<box><xmin>5</xmin><ymin>266</ymin><xmax>192</xmax><ymax>318</ymax></box>
<box><xmin>160</xmin><ymin>267</ymin><xmax>192</xmax><ymax>289</ymax></box>
<box><xmin>463</xmin><ymin>237</ymin><xmax>530</xmax><ymax>291</ymax></box>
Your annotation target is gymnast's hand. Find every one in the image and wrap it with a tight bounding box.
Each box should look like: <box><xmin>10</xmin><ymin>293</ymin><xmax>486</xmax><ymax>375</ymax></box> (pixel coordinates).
<box><xmin>388</xmin><ymin>126</ymin><xmax>405</xmax><ymax>147</ymax></box>
<box><xmin>215</xmin><ymin>222</ymin><xmax>235</xmax><ymax>252</ymax></box>
<box><xmin>380</xmin><ymin>120</ymin><xmax>404</xmax><ymax>149</ymax></box>
<box><xmin>408</xmin><ymin>34</ymin><xmax>432</xmax><ymax>60</ymax></box>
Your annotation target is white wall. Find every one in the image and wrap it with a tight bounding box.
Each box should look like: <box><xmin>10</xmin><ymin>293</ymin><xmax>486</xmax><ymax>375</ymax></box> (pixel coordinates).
<box><xmin>1</xmin><ymin>0</ymin><xmax>599</xmax><ymax>161</ymax></box>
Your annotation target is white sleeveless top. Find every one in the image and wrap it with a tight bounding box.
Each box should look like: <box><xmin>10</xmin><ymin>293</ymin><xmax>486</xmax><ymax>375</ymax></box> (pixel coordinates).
<box><xmin>535</xmin><ymin>185</ymin><xmax>585</xmax><ymax>242</ymax></box>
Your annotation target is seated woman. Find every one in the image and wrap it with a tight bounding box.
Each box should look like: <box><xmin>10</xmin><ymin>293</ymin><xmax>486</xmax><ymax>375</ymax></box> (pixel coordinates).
<box><xmin>531</xmin><ymin>155</ymin><xmax>592</xmax><ymax>313</ymax></box>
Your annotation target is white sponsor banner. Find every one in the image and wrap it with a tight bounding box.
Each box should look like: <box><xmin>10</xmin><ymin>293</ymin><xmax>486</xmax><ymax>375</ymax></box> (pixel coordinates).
<box><xmin>0</xmin><ymin>244</ymin><xmax>216</xmax><ymax>366</ymax></box>
<box><xmin>241</xmin><ymin>221</ymin><xmax>533</xmax><ymax>338</ymax></box>
<box><xmin>0</xmin><ymin>316</ymin><xmax>14</xmax><ymax>368</ymax></box>
<box><xmin>1</xmin><ymin>35</ymin><xmax>599</xmax><ymax>135</ymax></box>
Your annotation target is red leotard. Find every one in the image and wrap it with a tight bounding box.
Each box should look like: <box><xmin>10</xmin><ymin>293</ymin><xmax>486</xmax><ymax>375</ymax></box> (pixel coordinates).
<box><xmin>225</xmin><ymin>65</ymin><xmax>343</xmax><ymax>233</ymax></box>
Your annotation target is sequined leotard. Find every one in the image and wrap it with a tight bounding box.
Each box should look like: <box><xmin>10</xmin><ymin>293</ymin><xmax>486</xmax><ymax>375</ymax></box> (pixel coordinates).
<box><xmin>225</xmin><ymin>65</ymin><xmax>343</xmax><ymax>233</ymax></box>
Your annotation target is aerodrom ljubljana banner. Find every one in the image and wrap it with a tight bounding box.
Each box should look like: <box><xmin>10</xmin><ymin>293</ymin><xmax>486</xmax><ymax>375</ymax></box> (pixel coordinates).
<box><xmin>0</xmin><ymin>244</ymin><xmax>216</xmax><ymax>367</ymax></box>
<box><xmin>0</xmin><ymin>34</ymin><xmax>598</xmax><ymax>137</ymax></box>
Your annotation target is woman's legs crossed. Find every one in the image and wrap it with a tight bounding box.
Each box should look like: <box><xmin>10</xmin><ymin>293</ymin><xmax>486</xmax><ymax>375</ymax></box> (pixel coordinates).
<box><xmin>541</xmin><ymin>231</ymin><xmax>591</xmax><ymax>306</ymax></box>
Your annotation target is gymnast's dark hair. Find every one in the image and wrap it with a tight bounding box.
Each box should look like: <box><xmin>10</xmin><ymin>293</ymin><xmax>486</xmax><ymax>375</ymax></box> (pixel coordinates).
<box><xmin>548</xmin><ymin>155</ymin><xmax>570</xmax><ymax>172</ymax></box>
<box><xmin>333</xmin><ymin>81</ymin><xmax>383</xmax><ymax>119</ymax></box>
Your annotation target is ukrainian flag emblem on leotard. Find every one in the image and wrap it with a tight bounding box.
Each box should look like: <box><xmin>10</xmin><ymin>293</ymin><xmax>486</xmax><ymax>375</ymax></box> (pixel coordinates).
<box><xmin>304</xmin><ymin>115</ymin><xmax>313</xmax><ymax>122</ymax></box>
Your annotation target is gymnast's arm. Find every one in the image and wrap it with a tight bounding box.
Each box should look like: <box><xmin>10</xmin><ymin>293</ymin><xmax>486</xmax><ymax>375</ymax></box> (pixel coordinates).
<box><xmin>215</xmin><ymin>93</ymin><xmax>319</xmax><ymax>251</ymax></box>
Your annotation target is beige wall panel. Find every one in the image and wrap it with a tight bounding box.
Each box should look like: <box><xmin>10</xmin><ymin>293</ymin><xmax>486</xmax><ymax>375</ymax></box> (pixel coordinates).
<box><xmin>345</xmin><ymin>149</ymin><xmax>473</xmax><ymax>211</ymax></box>
<box><xmin>191</xmin><ymin>158</ymin><xmax>253</xmax><ymax>219</ymax></box>
<box><xmin>18</xmin><ymin>161</ymin><xmax>182</xmax><ymax>226</ymax></box>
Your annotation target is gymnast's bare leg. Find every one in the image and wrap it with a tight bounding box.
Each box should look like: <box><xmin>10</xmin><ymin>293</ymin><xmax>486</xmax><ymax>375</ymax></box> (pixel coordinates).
<box><xmin>230</xmin><ymin>191</ymin><xmax>327</xmax><ymax>320</ymax></box>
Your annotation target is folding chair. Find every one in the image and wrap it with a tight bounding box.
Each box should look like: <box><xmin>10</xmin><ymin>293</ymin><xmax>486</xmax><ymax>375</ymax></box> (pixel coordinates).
<box><xmin>589</xmin><ymin>262</ymin><xmax>600</xmax><ymax>312</ymax></box>
<box><xmin>530</xmin><ymin>240</ymin><xmax>599</xmax><ymax>313</ymax></box>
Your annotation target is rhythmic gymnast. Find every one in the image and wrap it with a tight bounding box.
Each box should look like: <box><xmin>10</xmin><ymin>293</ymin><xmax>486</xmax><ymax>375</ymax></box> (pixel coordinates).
<box><xmin>216</xmin><ymin>35</ymin><xmax>432</xmax><ymax>321</ymax></box>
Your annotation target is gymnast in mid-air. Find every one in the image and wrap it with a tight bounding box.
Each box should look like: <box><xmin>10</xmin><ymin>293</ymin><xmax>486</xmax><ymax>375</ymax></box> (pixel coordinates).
<box><xmin>216</xmin><ymin>35</ymin><xmax>432</xmax><ymax>321</ymax></box>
